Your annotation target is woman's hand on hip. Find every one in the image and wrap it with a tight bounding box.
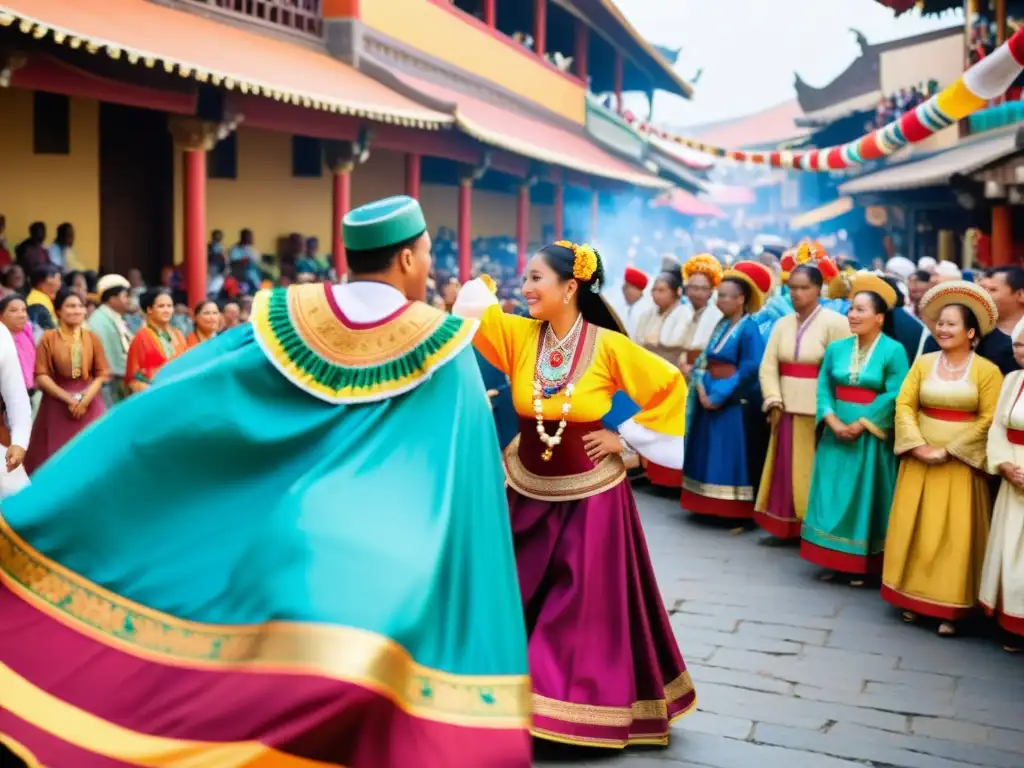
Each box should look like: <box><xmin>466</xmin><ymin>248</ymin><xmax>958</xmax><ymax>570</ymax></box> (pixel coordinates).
<box><xmin>583</xmin><ymin>429</ymin><xmax>624</xmax><ymax>463</ymax></box>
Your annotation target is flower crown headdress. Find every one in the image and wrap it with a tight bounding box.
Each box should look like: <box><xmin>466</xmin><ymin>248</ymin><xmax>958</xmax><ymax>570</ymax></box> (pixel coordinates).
<box><xmin>555</xmin><ymin>240</ymin><xmax>602</xmax><ymax>293</ymax></box>
<box><xmin>683</xmin><ymin>253</ymin><xmax>723</xmax><ymax>289</ymax></box>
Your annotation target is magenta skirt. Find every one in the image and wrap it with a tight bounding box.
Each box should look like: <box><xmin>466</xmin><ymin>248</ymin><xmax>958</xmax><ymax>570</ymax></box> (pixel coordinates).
<box><xmin>24</xmin><ymin>378</ymin><xmax>105</xmax><ymax>476</ymax></box>
<box><xmin>510</xmin><ymin>479</ymin><xmax>696</xmax><ymax>748</ymax></box>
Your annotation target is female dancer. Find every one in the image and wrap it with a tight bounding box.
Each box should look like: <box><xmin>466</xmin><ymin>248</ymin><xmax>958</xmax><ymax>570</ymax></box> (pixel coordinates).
<box><xmin>455</xmin><ymin>241</ymin><xmax>696</xmax><ymax>749</ymax></box>
<box><xmin>681</xmin><ymin>261</ymin><xmax>771</xmax><ymax>520</ymax></box>
<box><xmin>981</xmin><ymin>316</ymin><xmax>1024</xmax><ymax>652</ymax></box>
<box><xmin>756</xmin><ymin>259</ymin><xmax>849</xmax><ymax>540</ymax></box>
<box><xmin>802</xmin><ymin>274</ymin><xmax>909</xmax><ymax>581</ymax></box>
<box><xmin>883</xmin><ymin>281</ymin><xmax>1002</xmax><ymax>636</ymax></box>
<box><xmin>678</xmin><ymin>254</ymin><xmax>723</xmax><ymax>380</ymax></box>
<box><xmin>634</xmin><ymin>264</ymin><xmax>690</xmax><ymax>487</ymax></box>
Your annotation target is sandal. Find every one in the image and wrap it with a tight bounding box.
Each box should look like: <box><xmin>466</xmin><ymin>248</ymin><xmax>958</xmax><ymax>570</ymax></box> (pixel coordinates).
<box><xmin>937</xmin><ymin>621</ymin><xmax>957</xmax><ymax>637</ymax></box>
<box><xmin>902</xmin><ymin>611</ymin><xmax>918</xmax><ymax>624</ymax></box>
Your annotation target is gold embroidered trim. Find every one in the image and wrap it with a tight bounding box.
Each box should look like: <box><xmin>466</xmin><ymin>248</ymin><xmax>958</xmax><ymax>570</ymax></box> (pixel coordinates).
<box><xmin>857</xmin><ymin>417</ymin><xmax>888</xmax><ymax>441</ymax></box>
<box><xmin>531</xmin><ymin>671</ymin><xmax>695</xmax><ymax>728</ymax></box>
<box><xmin>682</xmin><ymin>476</ymin><xmax>754</xmax><ymax>501</ymax></box>
<box><xmin>288</xmin><ymin>285</ymin><xmax>445</xmax><ymax>366</ymax></box>
<box><xmin>530</xmin><ymin>726</ymin><xmax>669</xmax><ymax>748</ymax></box>
<box><xmin>0</xmin><ymin>517</ymin><xmax>530</xmax><ymax>727</ymax></box>
<box><xmin>503</xmin><ymin>434</ymin><xmax>625</xmax><ymax>502</ymax></box>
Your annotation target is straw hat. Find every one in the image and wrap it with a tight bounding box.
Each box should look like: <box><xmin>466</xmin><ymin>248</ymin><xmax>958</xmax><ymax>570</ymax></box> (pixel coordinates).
<box><xmin>850</xmin><ymin>272</ymin><xmax>899</xmax><ymax>310</ymax></box>
<box><xmin>723</xmin><ymin>260</ymin><xmax>773</xmax><ymax>313</ymax></box>
<box><xmin>918</xmin><ymin>280</ymin><xmax>998</xmax><ymax>335</ymax></box>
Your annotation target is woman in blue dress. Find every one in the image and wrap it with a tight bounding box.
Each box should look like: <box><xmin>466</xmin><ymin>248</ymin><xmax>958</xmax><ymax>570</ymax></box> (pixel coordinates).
<box><xmin>682</xmin><ymin>260</ymin><xmax>772</xmax><ymax>520</ymax></box>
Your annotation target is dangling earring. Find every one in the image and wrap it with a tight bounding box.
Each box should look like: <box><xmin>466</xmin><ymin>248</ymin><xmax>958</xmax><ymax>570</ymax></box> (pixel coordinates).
<box><xmin>563</xmin><ymin>294</ymin><xmax>571</xmax><ymax>305</ymax></box>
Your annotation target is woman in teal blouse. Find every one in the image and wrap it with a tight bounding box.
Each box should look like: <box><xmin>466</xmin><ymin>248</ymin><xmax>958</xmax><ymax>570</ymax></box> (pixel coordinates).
<box><xmin>802</xmin><ymin>274</ymin><xmax>909</xmax><ymax>582</ymax></box>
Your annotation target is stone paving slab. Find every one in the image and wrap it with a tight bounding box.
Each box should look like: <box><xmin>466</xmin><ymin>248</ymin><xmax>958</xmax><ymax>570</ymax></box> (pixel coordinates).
<box><xmin>536</xmin><ymin>488</ymin><xmax>1024</xmax><ymax>768</ymax></box>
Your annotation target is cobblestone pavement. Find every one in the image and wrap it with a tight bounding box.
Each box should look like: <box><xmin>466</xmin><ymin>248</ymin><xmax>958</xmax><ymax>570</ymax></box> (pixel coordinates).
<box><xmin>535</xmin><ymin>486</ymin><xmax>1024</xmax><ymax>768</ymax></box>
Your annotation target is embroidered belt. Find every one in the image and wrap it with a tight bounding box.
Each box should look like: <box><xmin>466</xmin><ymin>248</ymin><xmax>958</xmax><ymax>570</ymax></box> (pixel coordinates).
<box><xmin>706</xmin><ymin>361</ymin><xmax>736</xmax><ymax>379</ymax></box>
<box><xmin>504</xmin><ymin>429</ymin><xmax>625</xmax><ymax>503</ymax></box>
<box><xmin>779</xmin><ymin>362</ymin><xmax>819</xmax><ymax>379</ymax></box>
<box><xmin>921</xmin><ymin>407</ymin><xmax>976</xmax><ymax>422</ymax></box>
<box><xmin>1007</xmin><ymin>428</ymin><xmax>1024</xmax><ymax>446</ymax></box>
<box><xmin>835</xmin><ymin>385</ymin><xmax>877</xmax><ymax>404</ymax></box>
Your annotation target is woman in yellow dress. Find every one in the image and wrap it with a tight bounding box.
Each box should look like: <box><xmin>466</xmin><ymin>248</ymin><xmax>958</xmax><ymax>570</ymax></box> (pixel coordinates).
<box><xmin>454</xmin><ymin>241</ymin><xmax>696</xmax><ymax>749</ymax></box>
<box><xmin>981</xmin><ymin>316</ymin><xmax>1024</xmax><ymax>652</ymax></box>
<box><xmin>756</xmin><ymin>252</ymin><xmax>850</xmax><ymax>541</ymax></box>
<box><xmin>883</xmin><ymin>280</ymin><xmax>1002</xmax><ymax>636</ymax></box>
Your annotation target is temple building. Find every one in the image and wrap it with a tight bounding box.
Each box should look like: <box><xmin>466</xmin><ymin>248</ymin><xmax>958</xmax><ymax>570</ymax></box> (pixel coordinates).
<box><xmin>0</xmin><ymin>0</ymin><xmax>695</xmax><ymax>303</ymax></box>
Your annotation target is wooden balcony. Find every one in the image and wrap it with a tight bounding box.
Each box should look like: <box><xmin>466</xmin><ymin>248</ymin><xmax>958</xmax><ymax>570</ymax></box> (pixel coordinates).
<box><xmin>177</xmin><ymin>0</ymin><xmax>323</xmax><ymax>39</ymax></box>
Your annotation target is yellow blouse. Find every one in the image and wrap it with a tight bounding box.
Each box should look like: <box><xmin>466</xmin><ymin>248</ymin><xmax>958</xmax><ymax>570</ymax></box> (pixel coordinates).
<box><xmin>474</xmin><ymin>304</ymin><xmax>686</xmax><ymax>439</ymax></box>
<box><xmin>760</xmin><ymin>307</ymin><xmax>849</xmax><ymax>416</ymax></box>
<box><xmin>894</xmin><ymin>352</ymin><xmax>1003</xmax><ymax>470</ymax></box>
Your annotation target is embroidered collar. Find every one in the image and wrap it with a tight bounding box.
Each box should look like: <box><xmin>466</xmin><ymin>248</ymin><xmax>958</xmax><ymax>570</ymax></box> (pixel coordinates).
<box><xmin>251</xmin><ymin>284</ymin><xmax>477</xmax><ymax>404</ymax></box>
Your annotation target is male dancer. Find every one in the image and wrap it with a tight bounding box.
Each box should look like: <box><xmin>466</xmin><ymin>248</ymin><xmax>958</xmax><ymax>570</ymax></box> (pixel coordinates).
<box><xmin>0</xmin><ymin>196</ymin><xmax>531</xmax><ymax>768</ymax></box>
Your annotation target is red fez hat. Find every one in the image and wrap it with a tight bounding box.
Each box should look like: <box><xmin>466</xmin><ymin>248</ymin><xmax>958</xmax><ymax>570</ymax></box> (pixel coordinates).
<box><xmin>624</xmin><ymin>266</ymin><xmax>649</xmax><ymax>290</ymax></box>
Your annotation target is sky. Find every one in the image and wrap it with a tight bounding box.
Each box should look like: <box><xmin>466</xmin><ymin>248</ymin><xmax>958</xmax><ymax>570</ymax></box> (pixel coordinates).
<box><xmin>615</xmin><ymin>0</ymin><xmax>964</xmax><ymax>127</ymax></box>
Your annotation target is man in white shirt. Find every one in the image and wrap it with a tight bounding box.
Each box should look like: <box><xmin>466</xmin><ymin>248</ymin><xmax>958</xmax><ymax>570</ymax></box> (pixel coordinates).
<box><xmin>0</xmin><ymin>323</ymin><xmax>31</xmax><ymax>496</ymax></box>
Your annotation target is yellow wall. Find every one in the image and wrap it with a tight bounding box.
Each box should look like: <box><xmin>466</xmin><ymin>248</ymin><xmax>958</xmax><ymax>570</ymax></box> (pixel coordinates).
<box><xmin>359</xmin><ymin>0</ymin><xmax>585</xmax><ymax>124</ymax></box>
<box><xmin>0</xmin><ymin>89</ymin><xmax>100</xmax><ymax>268</ymax></box>
<box><xmin>173</xmin><ymin>126</ymin><xmax>537</xmax><ymax>259</ymax></box>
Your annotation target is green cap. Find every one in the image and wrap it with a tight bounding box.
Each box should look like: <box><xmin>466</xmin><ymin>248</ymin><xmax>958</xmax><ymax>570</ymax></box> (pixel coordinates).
<box><xmin>342</xmin><ymin>195</ymin><xmax>427</xmax><ymax>251</ymax></box>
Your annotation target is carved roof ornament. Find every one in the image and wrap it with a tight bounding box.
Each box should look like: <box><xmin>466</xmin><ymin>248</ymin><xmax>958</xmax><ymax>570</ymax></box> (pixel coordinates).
<box><xmin>168</xmin><ymin>114</ymin><xmax>243</xmax><ymax>152</ymax></box>
<box><xmin>0</xmin><ymin>50</ymin><xmax>26</xmax><ymax>88</ymax></box>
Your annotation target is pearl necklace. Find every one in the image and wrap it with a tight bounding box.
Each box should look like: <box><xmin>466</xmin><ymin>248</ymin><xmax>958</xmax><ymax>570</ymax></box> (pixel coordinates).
<box><xmin>534</xmin><ymin>381</ymin><xmax>574</xmax><ymax>461</ymax></box>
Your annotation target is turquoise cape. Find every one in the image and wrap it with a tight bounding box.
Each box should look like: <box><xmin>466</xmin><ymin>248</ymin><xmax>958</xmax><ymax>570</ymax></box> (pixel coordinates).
<box><xmin>0</xmin><ymin>285</ymin><xmax>528</xmax><ymax>716</ymax></box>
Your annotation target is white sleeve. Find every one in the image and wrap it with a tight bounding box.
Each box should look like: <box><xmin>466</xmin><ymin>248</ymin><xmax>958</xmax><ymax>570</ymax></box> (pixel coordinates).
<box><xmin>618</xmin><ymin>419</ymin><xmax>685</xmax><ymax>469</ymax></box>
<box><xmin>0</xmin><ymin>326</ymin><xmax>31</xmax><ymax>449</ymax></box>
<box><xmin>451</xmin><ymin>278</ymin><xmax>498</xmax><ymax>319</ymax></box>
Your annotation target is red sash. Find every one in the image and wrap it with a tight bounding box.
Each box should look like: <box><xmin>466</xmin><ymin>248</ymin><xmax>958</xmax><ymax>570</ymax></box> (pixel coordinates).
<box><xmin>921</xmin><ymin>407</ymin><xmax>976</xmax><ymax>422</ymax></box>
<box><xmin>779</xmin><ymin>362</ymin><xmax>819</xmax><ymax>379</ymax></box>
<box><xmin>1007</xmin><ymin>428</ymin><xmax>1024</xmax><ymax>446</ymax></box>
<box><xmin>835</xmin><ymin>386</ymin><xmax>877</xmax><ymax>404</ymax></box>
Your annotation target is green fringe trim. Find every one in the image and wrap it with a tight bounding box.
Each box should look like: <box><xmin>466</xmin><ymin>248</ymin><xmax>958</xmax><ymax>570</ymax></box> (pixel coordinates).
<box><xmin>263</xmin><ymin>288</ymin><xmax>468</xmax><ymax>395</ymax></box>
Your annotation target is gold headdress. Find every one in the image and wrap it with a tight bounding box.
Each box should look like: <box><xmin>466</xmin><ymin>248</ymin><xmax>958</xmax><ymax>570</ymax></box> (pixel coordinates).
<box><xmin>682</xmin><ymin>253</ymin><xmax>723</xmax><ymax>289</ymax></box>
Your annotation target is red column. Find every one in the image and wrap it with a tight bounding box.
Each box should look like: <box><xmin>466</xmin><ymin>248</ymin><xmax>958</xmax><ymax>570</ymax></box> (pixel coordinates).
<box><xmin>992</xmin><ymin>205</ymin><xmax>1013</xmax><ymax>266</ymax></box>
<box><xmin>516</xmin><ymin>184</ymin><xmax>530</xmax><ymax>275</ymax></box>
<box><xmin>333</xmin><ymin>168</ymin><xmax>351</xmax><ymax>279</ymax></box>
<box><xmin>458</xmin><ymin>179</ymin><xmax>472</xmax><ymax>282</ymax></box>
<box><xmin>613</xmin><ymin>51</ymin><xmax>624</xmax><ymax>113</ymax></box>
<box><xmin>183</xmin><ymin>149</ymin><xmax>207</xmax><ymax>307</ymax></box>
<box><xmin>553</xmin><ymin>181</ymin><xmax>564</xmax><ymax>241</ymax></box>
<box><xmin>590</xmin><ymin>189</ymin><xmax>599</xmax><ymax>243</ymax></box>
<box><xmin>483</xmin><ymin>0</ymin><xmax>496</xmax><ymax>28</ymax></box>
<box><xmin>534</xmin><ymin>0</ymin><xmax>546</xmax><ymax>58</ymax></box>
<box><xmin>405</xmin><ymin>153</ymin><xmax>421</xmax><ymax>199</ymax></box>
<box><xmin>573</xmin><ymin>18</ymin><xmax>588</xmax><ymax>81</ymax></box>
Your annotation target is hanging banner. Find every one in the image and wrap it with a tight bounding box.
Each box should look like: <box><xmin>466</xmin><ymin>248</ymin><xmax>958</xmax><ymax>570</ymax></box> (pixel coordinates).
<box><xmin>632</xmin><ymin>28</ymin><xmax>1024</xmax><ymax>172</ymax></box>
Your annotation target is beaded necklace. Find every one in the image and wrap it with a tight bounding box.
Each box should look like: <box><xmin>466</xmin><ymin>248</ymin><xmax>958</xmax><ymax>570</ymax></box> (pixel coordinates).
<box><xmin>57</xmin><ymin>324</ymin><xmax>83</xmax><ymax>380</ymax></box>
<box><xmin>533</xmin><ymin>314</ymin><xmax>584</xmax><ymax>461</ymax></box>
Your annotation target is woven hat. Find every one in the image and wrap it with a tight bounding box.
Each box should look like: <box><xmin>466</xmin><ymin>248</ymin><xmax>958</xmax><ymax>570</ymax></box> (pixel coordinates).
<box><xmin>96</xmin><ymin>274</ymin><xmax>130</xmax><ymax>295</ymax></box>
<box><xmin>919</xmin><ymin>279</ymin><xmax>998</xmax><ymax>335</ymax></box>
<box><xmin>724</xmin><ymin>260</ymin><xmax>773</xmax><ymax>313</ymax></box>
<box><xmin>850</xmin><ymin>272</ymin><xmax>899</xmax><ymax>310</ymax></box>
<box><xmin>342</xmin><ymin>195</ymin><xmax>427</xmax><ymax>251</ymax></box>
